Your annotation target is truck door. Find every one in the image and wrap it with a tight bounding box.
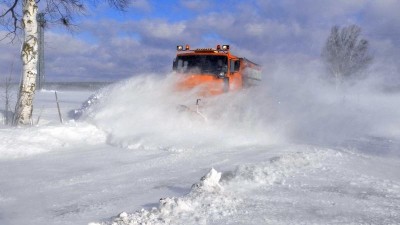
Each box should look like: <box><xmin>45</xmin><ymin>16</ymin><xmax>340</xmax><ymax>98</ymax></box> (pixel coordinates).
<box><xmin>229</xmin><ymin>59</ymin><xmax>242</xmax><ymax>91</ymax></box>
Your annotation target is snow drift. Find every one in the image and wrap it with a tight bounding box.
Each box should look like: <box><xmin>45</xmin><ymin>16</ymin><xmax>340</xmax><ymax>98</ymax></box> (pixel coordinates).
<box><xmin>90</xmin><ymin>150</ymin><xmax>331</xmax><ymax>225</ymax></box>
<box><xmin>0</xmin><ymin>123</ymin><xmax>105</xmax><ymax>159</ymax></box>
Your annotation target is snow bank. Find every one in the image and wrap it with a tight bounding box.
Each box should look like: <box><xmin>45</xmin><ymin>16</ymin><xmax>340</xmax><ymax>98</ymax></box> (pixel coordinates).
<box><xmin>91</xmin><ymin>150</ymin><xmax>332</xmax><ymax>225</ymax></box>
<box><xmin>90</xmin><ymin>167</ymin><xmax>237</xmax><ymax>225</ymax></box>
<box><xmin>0</xmin><ymin>122</ymin><xmax>106</xmax><ymax>159</ymax></box>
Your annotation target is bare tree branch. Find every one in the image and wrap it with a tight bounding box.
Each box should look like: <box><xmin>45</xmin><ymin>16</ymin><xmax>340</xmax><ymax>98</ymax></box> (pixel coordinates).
<box><xmin>0</xmin><ymin>0</ymin><xmax>20</xmax><ymax>41</ymax></box>
<box><xmin>1</xmin><ymin>0</ymin><xmax>129</xmax><ymax>38</ymax></box>
<box><xmin>107</xmin><ymin>0</ymin><xmax>129</xmax><ymax>11</ymax></box>
<box><xmin>0</xmin><ymin>0</ymin><xmax>19</xmax><ymax>17</ymax></box>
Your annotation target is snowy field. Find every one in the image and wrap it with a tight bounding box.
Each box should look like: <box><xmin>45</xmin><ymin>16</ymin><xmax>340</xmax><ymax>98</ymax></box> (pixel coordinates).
<box><xmin>0</xmin><ymin>71</ymin><xmax>400</xmax><ymax>225</ymax></box>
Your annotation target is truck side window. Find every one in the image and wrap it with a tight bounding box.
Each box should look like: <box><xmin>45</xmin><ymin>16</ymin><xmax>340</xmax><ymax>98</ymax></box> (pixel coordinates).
<box><xmin>230</xmin><ymin>60</ymin><xmax>240</xmax><ymax>73</ymax></box>
<box><xmin>234</xmin><ymin>61</ymin><xmax>240</xmax><ymax>71</ymax></box>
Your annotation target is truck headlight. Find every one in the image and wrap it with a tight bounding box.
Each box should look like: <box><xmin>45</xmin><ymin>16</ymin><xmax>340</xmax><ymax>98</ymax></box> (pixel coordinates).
<box><xmin>218</xmin><ymin>72</ymin><xmax>226</xmax><ymax>78</ymax></box>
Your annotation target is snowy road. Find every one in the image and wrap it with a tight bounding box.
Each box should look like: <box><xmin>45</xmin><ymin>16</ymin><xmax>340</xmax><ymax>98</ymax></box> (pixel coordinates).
<box><xmin>1</xmin><ymin>136</ymin><xmax>399</xmax><ymax>225</ymax></box>
<box><xmin>1</xmin><ymin>76</ymin><xmax>400</xmax><ymax>225</ymax></box>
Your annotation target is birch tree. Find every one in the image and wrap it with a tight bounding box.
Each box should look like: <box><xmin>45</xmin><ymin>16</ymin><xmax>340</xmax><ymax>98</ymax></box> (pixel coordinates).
<box><xmin>1</xmin><ymin>0</ymin><xmax>129</xmax><ymax>125</ymax></box>
<box><xmin>322</xmin><ymin>25</ymin><xmax>373</xmax><ymax>87</ymax></box>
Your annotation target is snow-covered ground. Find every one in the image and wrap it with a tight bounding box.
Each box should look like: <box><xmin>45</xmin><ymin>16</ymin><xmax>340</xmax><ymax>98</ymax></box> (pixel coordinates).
<box><xmin>0</xmin><ymin>71</ymin><xmax>400</xmax><ymax>225</ymax></box>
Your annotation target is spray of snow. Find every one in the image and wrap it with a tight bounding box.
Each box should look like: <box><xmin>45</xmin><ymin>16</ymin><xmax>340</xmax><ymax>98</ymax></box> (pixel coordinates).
<box><xmin>256</xmin><ymin>58</ymin><xmax>400</xmax><ymax>153</ymax></box>
<box><xmin>76</xmin><ymin>73</ymin><xmax>283</xmax><ymax>152</ymax></box>
<box><xmin>74</xmin><ymin>60</ymin><xmax>400</xmax><ymax>156</ymax></box>
<box><xmin>1</xmin><ymin>57</ymin><xmax>399</xmax><ymax>160</ymax></box>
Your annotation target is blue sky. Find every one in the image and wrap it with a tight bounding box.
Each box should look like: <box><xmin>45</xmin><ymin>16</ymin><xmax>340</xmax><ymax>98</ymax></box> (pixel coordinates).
<box><xmin>1</xmin><ymin>0</ymin><xmax>399</xmax><ymax>82</ymax></box>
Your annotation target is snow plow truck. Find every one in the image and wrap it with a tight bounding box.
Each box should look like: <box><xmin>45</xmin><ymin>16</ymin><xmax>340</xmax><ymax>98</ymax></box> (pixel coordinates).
<box><xmin>173</xmin><ymin>44</ymin><xmax>261</xmax><ymax>96</ymax></box>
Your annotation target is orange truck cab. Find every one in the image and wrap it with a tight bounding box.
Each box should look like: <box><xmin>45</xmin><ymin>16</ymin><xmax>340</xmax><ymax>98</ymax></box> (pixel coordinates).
<box><xmin>173</xmin><ymin>44</ymin><xmax>261</xmax><ymax>96</ymax></box>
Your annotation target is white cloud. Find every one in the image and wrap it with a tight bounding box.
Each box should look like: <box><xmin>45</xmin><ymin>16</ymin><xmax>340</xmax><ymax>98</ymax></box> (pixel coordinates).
<box><xmin>180</xmin><ymin>0</ymin><xmax>212</xmax><ymax>11</ymax></box>
<box><xmin>130</xmin><ymin>0</ymin><xmax>152</xmax><ymax>11</ymax></box>
<box><xmin>139</xmin><ymin>20</ymin><xmax>186</xmax><ymax>39</ymax></box>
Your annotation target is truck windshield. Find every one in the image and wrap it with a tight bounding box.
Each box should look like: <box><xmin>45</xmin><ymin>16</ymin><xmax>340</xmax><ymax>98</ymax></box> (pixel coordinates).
<box><xmin>173</xmin><ymin>55</ymin><xmax>228</xmax><ymax>76</ymax></box>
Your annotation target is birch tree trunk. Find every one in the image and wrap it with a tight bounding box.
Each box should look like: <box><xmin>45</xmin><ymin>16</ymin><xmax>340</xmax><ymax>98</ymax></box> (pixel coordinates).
<box><xmin>14</xmin><ymin>0</ymin><xmax>38</xmax><ymax>125</ymax></box>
